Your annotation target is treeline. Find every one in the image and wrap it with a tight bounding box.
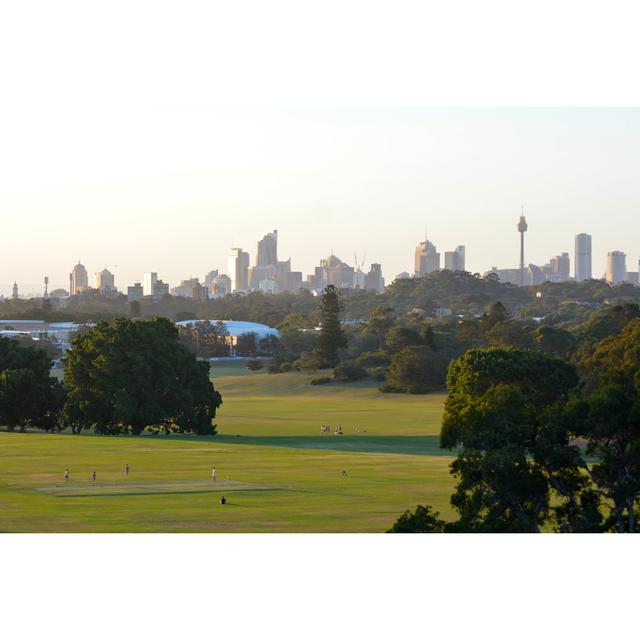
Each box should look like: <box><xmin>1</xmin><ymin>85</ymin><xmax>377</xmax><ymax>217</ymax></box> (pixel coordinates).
<box><xmin>4</xmin><ymin>271</ymin><xmax>640</xmax><ymax>326</ymax></box>
<box><xmin>0</xmin><ymin>318</ymin><xmax>222</xmax><ymax>436</ymax></box>
<box><xmin>390</xmin><ymin>311</ymin><xmax>640</xmax><ymax>533</ymax></box>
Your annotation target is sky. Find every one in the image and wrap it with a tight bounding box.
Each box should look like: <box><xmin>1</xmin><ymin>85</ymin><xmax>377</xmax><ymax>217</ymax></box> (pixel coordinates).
<box><xmin>1</xmin><ymin>106</ymin><xmax>640</xmax><ymax>296</ymax></box>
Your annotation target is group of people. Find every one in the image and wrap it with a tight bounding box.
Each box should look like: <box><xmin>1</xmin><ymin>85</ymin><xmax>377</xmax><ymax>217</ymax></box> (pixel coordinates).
<box><xmin>320</xmin><ymin>424</ymin><xmax>345</xmax><ymax>435</ymax></box>
<box><xmin>64</xmin><ymin>463</ymin><xmax>130</xmax><ymax>482</ymax></box>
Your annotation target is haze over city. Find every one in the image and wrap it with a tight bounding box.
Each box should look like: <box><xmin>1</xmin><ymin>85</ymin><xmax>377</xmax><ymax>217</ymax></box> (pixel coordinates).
<box><xmin>2</xmin><ymin>107</ymin><xmax>640</xmax><ymax>296</ymax></box>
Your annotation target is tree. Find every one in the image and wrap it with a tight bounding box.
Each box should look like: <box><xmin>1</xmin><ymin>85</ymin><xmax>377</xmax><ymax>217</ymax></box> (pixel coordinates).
<box><xmin>382</xmin><ymin>345</ymin><xmax>447</xmax><ymax>393</ymax></box>
<box><xmin>388</xmin><ymin>505</ymin><xmax>446</xmax><ymax>533</ymax></box>
<box><xmin>247</xmin><ymin>359</ymin><xmax>264</xmax><ymax>371</ymax></box>
<box><xmin>315</xmin><ymin>285</ymin><xmax>347</xmax><ymax>368</ymax></box>
<box><xmin>235</xmin><ymin>332</ymin><xmax>258</xmax><ymax>357</ymax></box>
<box><xmin>63</xmin><ymin>317</ymin><xmax>222</xmax><ymax>435</ymax></box>
<box><xmin>129</xmin><ymin>300</ymin><xmax>141</xmax><ymax>318</ymax></box>
<box><xmin>0</xmin><ymin>336</ymin><xmax>65</xmax><ymax>431</ymax></box>
<box><xmin>441</xmin><ymin>348</ymin><xmax>581</xmax><ymax>532</ymax></box>
<box><xmin>533</xmin><ymin>325</ymin><xmax>576</xmax><ymax>358</ymax></box>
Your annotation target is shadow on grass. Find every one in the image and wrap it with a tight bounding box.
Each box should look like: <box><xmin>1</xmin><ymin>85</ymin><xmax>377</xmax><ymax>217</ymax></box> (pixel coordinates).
<box><xmin>55</xmin><ymin>487</ymin><xmax>281</xmax><ymax>499</ymax></box>
<box><xmin>214</xmin><ymin>434</ymin><xmax>452</xmax><ymax>456</ymax></box>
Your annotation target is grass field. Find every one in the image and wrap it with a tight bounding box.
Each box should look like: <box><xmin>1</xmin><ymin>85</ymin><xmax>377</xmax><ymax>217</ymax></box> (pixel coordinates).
<box><xmin>0</xmin><ymin>365</ymin><xmax>454</xmax><ymax>532</ymax></box>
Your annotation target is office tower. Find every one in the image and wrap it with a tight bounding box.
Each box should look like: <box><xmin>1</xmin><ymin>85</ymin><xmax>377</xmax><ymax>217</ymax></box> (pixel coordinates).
<box><xmin>12</xmin><ymin>282</ymin><xmax>18</xmax><ymax>299</ymax></box>
<box><xmin>143</xmin><ymin>272</ymin><xmax>157</xmax><ymax>297</ymax></box>
<box><xmin>364</xmin><ymin>263</ymin><xmax>385</xmax><ymax>292</ymax></box>
<box><xmin>257</xmin><ymin>230</ymin><xmax>278</xmax><ymax>267</ymax></box>
<box><xmin>228</xmin><ymin>248</ymin><xmax>250</xmax><ymax>291</ymax></box>
<box><xmin>286</xmin><ymin>271</ymin><xmax>303</xmax><ymax>292</ymax></box>
<box><xmin>314</xmin><ymin>254</ymin><xmax>355</xmax><ymax>290</ymax></box>
<box><xmin>575</xmin><ymin>233</ymin><xmax>592</xmax><ymax>282</ymax></box>
<box><xmin>95</xmin><ymin>268</ymin><xmax>115</xmax><ymax>294</ymax></box>
<box><xmin>210</xmin><ymin>274</ymin><xmax>232</xmax><ymax>297</ymax></box>
<box><xmin>204</xmin><ymin>270</ymin><xmax>219</xmax><ymax>291</ymax></box>
<box><xmin>549</xmin><ymin>253</ymin><xmax>570</xmax><ymax>281</ymax></box>
<box><xmin>153</xmin><ymin>280</ymin><xmax>169</xmax><ymax>297</ymax></box>
<box><xmin>444</xmin><ymin>245</ymin><xmax>465</xmax><ymax>271</ymax></box>
<box><xmin>606</xmin><ymin>251</ymin><xmax>627</xmax><ymax>284</ymax></box>
<box><xmin>517</xmin><ymin>214</ymin><xmax>528</xmax><ymax>286</ymax></box>
<box><xmin>414</xmin><ymin>239</ymin><xmax>440</xmax><ymax>276</ymax></box>
<box><xmin>171</xmin><ymin>278</ymin><xmax>201</xmax><ymax>297</ymax></box>
<box><xmin>127</xmin><ymin>282</ymin><xmax>144</xmax><ymax>301</ymax></box>
<box><xmin>69</xmin><ymin>261</ymin><xmax>89</xmax><ymax>295</ymax></box>
<box><xmin>44</xmin><ymin>276</ymin><xmax>49</xmax><ymax>299</ymax></box>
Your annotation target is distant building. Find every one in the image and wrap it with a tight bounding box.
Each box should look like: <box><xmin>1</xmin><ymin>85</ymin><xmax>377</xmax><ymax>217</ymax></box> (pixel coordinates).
<box><xmin>69</xmin><ymin>261</ymin><xmax>89</xmax><ymax>295</ymax></box>
<box><xmin>625</xmin><ymin>272</ymin><xmax>639</xmax><ymax>286</ymax></box>
<box><xmin>546</xmin><ymin>252</ymin><xmax>570</xmax><ymax>282</ymax></box>
<box><xmin>575</xmin><ymin>233</ymin><xmax>592</xmax><ymax>282</ymax></box>
<box><xmin>204</xmin><ymin>270</ymin><xmax>219</xmax><ymax>292</ymax></box>
<box><xmin>257</xmin><ymin>230</ymin><xmax>278</xmax><ymax>267</ymax></box>
<box><xmin>314</xmin><ymin>255</ymin><xmax>355</xmax><ymax>290</ymax></box>
<box><xmin>49</xmin><ymin>288</ymin><xmax>69</xmax><ymax>299</ymax></box>
<box><xmin>228</xmin><ymin>248</ymin><xmax>250</xmax><ymax>292</ymax></box>
<box><xmin>248</xmin><ymin>264</ymin><xmax>277</xmax><ymax>291</ymax></box>
<box><xmin>12</xmin><ymin>282</ymin><xmax>18</xmax><ymax>299</ymax></box>
<box><xmin>364</xmin><ymin>263</ymin><xmax>385</xmax><ymax>292</ymax></box>
<box><xmin>153</xmin><ymin>280</ymin><xmax>169</xmax><ymax>298</ymax></box>
<box><xmin>127</xmin><ymin>282</ymin><xmax>144</xmax><ymax>301</ymax></box>
<box><xmin>95</xmin><ymin>268</ymin><xmax>116</xmax><ymax>295</ymax></box>
<box><xmin>210</xmin><ymin>274</ymin><xmax>231</xmax><ymax>297</ymax></box>
<box><xmin>444</xmin><ymin>245</ymin><xmax>465</xmax><ymax>271</ymax></box>
<box><xmin>434</xmin><ymin>307</ymin><xmax>452</xmax><ymax>318</ymax></box>
<box><xmin>172</xmin><ymin>278</ymin><xmax>201</xmax><ymax>297</ymax></box>
<box><xmin>394</xmin><ymin>272</ymin><xmax>411</xmax><ymax>280</ymax></box>
<box><xmin>606</xmin><ymin>251</ymin><xmax>627</xmax><ymax>284</ymax></box>
<box><xmin>415</xmin><ymin>239</ymin><xmax>440</xmax><ymax>276</ymax></box>
<box><xmin>286</xmin><ymin>271</ymin><xmax>303</xmax><ymax>292</ymax></box>
<box><xmin>143</xmin><ymin>272</ymin><xmax>158</xmax><ymax>297</ymax></box>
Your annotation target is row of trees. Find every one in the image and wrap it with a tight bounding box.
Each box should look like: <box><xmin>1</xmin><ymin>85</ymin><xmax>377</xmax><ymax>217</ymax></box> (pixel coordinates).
<box><xmin>0</xmin><ymin>318</ymin><xmax>222</xmax><ymax>435</ymax></box>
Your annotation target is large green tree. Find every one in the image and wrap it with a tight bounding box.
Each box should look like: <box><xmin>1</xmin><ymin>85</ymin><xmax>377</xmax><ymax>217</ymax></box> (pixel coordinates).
<box><xmin>441</xmin><ymin>348</ymin><xmax>582</xmax><ymax>532</ymax></box>
<box><xmin>315</xmin><ymin>285</ymin><xmax>347</xmax><ymax>368</ymax></box>
<box><xmin>63</xmin><ymin>317</ymin><xmax>222</xmax><ymax>435</ymax></box>
<box><xmin>0</xmin><ymin>336</ymin><xmax>65</xmax><ymax>431</ymax></box>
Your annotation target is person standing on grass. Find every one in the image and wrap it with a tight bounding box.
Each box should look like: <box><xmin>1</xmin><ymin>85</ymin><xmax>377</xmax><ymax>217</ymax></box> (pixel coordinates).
<box><xmin>212</xmin><ymin>466</ymin><xmax>217</xmax><ymax>482</ymax></box>
<box><xmin>64</xmin><ymin>468</ymin><xmax>69</xmax><ymax>481</ymax></box>
<box><xmin>92</xmin><ymin>471</ymin><xmax>96</xmax><ymax>482</ymax></box>
<box><xmin>125</xmin><ymin>463</ymin><xmax>129</xmax><ymax>476</ymax></box>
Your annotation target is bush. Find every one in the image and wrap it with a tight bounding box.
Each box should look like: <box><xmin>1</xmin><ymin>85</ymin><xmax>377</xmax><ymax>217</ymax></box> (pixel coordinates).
<box><xmin>388</xmin><ymin>505</ymin><xmax>446</xmax><ymax>533</ymax></box>
<box><xmin>294</xmin><ymin>351</ymin><xmax>324</xmax><ymax>371</ymax></box>
<box><xmin>333</xmin><ymin>361</ymin><xmax>367</xmax><ymax>382</ymax></box>
<box><xmin>267</xmin><ymin>362</ymin><xmax>281</xmax><ymax>374</ymax></box>
<box><xmin>370</xmin><ymin>366</ymin><xmax>387</xmax><ymax>382</ymax></box>
<box><xmin>309</xmin><ymin>375</ymin><xmax>332</xmax><ymax>385</ymax></box>
<box><xmin>247</xmin><ymin>359</ymin><xmax>264</xmax><ymax>371</ymax></box>
<box><xmin>279</xmin><ymin>362</ymin><xmax>293</xmax><ymax>373</ymax></box>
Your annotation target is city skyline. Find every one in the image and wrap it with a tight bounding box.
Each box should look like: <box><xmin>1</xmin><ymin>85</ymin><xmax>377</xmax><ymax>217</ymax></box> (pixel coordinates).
<box><xmin>2</xmin><ymin>109</ymin><xmax>640</xmax><ymax>295</ymax></box>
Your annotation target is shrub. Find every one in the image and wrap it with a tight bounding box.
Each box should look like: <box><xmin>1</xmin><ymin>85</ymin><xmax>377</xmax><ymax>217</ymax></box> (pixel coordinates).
<box><xmin>247</xmin><ymin>359</ymin><xmax>264</xmax><ymax>371</ymax></box>
<box><xmin>333</xmin><ymin>361</ymin><xmax>367</xmax><ymax>382</ymax></box>
<box><xmin>279</xmin><ymin>362</ymin><xmax>293</xmax><ymax>373</ymax></box>
<box><xmin>309</xmin><ymin>375</ymin><xmax>332</xmax><ymax>385</ymax></box>
<box><xmin>267</xmin><ymin>362</ymin><xmax>281</xmax><ymax>374</ymax></box>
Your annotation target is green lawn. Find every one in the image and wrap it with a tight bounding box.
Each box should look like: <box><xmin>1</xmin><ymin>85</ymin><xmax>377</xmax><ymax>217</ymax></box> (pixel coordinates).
<box><xmin>0</xmin><ymin>370</ymin><xmax>453</xmax><ymax>532</ymax></box>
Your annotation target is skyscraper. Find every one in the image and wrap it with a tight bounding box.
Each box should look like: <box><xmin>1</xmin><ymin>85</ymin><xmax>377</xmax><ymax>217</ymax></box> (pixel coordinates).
<box><xmin>549</xmin><ymin>253</ymin><xmax>570</xmax><ymax>281</ymax></box>
<box><xmin>12</xmin><ymin>282</ymin><xmax>18</xmax><ymax>299</ymax></box>
<box><xmin>414</xmin><ymin>239</ymin><xmax>440</xmax><ymax>276</ymax></box>
<box><xmin>143</xmin><ymin>272</ymin><xmax>157</xmax><ymax>297</ymax></box>
<box><xmin>95</xmin><ymin>268</ymin><xmax>115</xmax><ymax>294</ymax></box>
<box><xmin>575</xmin><ymin>233</ymin><xmax>592</xmax><ymax>282</ymax></box>
<box><xmin>606</xmin><ymin>251</ymin><xmax>627</xmax><ymax>284</ymax></box>
<box><xmin>257</xmin><ymin>230</ymin><xmax>278</xmax><ymax>267</ymax></box>
<box><xmin>69</xmin><ymin>261</ymin><xmax>89</xmax><ymax>295</ymax></box>
<box><xmin>228</xmin><ymin>248</ymin><xmax>250</xmax><ymax>291</ymax></box>
<box><xmin>444</xmin><ymin>245</ymin><xmax>466</xmax><ymax>271</ymax></box>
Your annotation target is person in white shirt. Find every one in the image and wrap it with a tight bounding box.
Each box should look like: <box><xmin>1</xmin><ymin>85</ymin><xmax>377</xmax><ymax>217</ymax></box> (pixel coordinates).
<box><xmin>64</xmin><ymin>468</ymin><xmax>69</xmax><ymax>481</ymax></box>
<box><xmin>212</xmin><ymin>466</ymin><xmax>216</xmax><ymax>482</ymax></box>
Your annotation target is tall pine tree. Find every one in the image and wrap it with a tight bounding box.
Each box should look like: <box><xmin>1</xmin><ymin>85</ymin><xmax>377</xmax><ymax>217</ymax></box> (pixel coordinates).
<box><xmin>315</xmin><ymin>285</ymin><xmax>347</xmax><ymax>368</ymax></box>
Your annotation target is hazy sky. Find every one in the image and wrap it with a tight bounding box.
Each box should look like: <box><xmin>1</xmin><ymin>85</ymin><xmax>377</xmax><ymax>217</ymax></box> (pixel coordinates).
<box><xmin>1</xmin><ymin>107</ymin><xmax>639</xmax><ymax>296</ymax></box>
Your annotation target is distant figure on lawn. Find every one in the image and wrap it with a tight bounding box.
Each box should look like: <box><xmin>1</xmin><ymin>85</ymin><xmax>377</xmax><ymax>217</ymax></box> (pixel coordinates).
<box><xmin>341</xmin><ymin>469</ymin><xmax>347</xmax><ymax>476</ymax></box>
<box><xmin>220</xmin><ymin>496</ymin><xmax>226</xmax><ymax>505</ymax></box>
<box><xmin>212</xmin><ymin>466</ymin><xmax>217</xmax><ymax>482</ymax></box>
<box><xmin>64</xmin><ymin>468</ymin><xmax>69</xmax><ymax>481</ymax></box>
<box><xmin>92</xmin><ymin>471</ymin><xmax>96</xmax><ymax>482</ymax></box>
<box><xmin>125</xmin><ymin>463</ymin><xmax>129</xmax><ymax>476</ymax></box>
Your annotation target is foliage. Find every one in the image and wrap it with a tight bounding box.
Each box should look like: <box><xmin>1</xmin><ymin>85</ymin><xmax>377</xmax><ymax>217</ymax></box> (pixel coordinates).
<box><xmin>388</xmin><ymin>505</ymin><xmax>446</xmax><ymax>533</ymax></box>
<box><xmin>0</xmin><ymin>336</ymin><xmax>65</xmax><ymax>431</ymax></box>
<box><xmin>247</xmin><ymin>359</ymin><xmax>264</xmax><ymax>371</ymax></box>
<box><xmin>315</xmin><ymin>285</ymin><xmax>347</xmax><ymax>368</ymax></box>
<box><xmin>63</xmin><ymin>317</ymin><xmax>222</xmax><ymax>435</ymax></box>
<box><xmin>309</xmin><ymin>375</ymin><xmax>332</xmax><ymax>385</ymax></box>
<box><xmin>333</xmin><ymin>361</ymin><xmax>367</xmax><ymax>382</ymax></box>
<box><xmin>178</xmin><ymin>320</ymin><xmax>230</xmax><ymax>358</ymax></box>
<box><xmin>382</xmin><ymin>346</ymin><xmax>447</xmax><ymax>394</ymax></box>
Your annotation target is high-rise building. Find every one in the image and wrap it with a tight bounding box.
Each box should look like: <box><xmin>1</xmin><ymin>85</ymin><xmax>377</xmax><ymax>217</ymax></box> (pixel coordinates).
<box><xmin>606</xmin><ymin>251</ymin><xmax>627</xmax><ymax>284</ymax></box>
<box><xmin>575</xmin><ymin>233</ymin><xmax>592</xmax><ymax>282</ymax></box>
<box><xmin>143</xmin><ymin>272</ymin><xmax>157</xmax><ymax>297</ymax></box>
<box><xmin>228</xmin><ymin>248</ymin><xmax>250</xmax><ymax>292</ymax></box>
<box><xmin>127</xmin><ymin>282</ymin><xmax>144</xmax><ymax>301</ymax></box>
<box><xmin>549</xmin><ymin>253</ymin><xmax>570</xmax><ymax>282</ymax></box>
<box><xmin>314</xmin><ymin>255</ymin><xmax>355</xmax><ymax>290</ymax></box>
<box><xmin>12</xmin><ymin>282</ymin><xmax>18</xmax><ymax>299</ymax></box>
<box><xmin>210</xmin><ymin>274</ymin><xmax>232</xmax><ymax>297</ymax></box>
<box><xmin>69</xmin><ymin>261</ymin><xmax>89</xmax><ymax>295</ymax></box>
<box><xmin>364</xmin><ymin>263</ymin><xmax>385</xmax><ymax>292</ymax></box>
<box><xmin>95</xmin><ymin>268</ymin><xmax>115</xmax><ymax>294</ymax></box>
<box><xmin>414</xmin><ymin>239</ymin><xmax>440</xmax><ymax>276</ymax></box>
<box><xmin>204</xmin><ymin>270</ymin><xmax>219</xmax><ymax>292</ymax></box>
<box><xmin>171</xmin><ymin>278</ymin><xmax>201</xmax><ymax>297</ymax></box>
<box><xmin>444</xmin><ymin>245</ymin><xmax>465</xmax><ymax>271</ymax></box>
<box><xmin>257</xmin><ymin>230</ymin><xmax>278</xmax><ymax>267</ymax></box>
